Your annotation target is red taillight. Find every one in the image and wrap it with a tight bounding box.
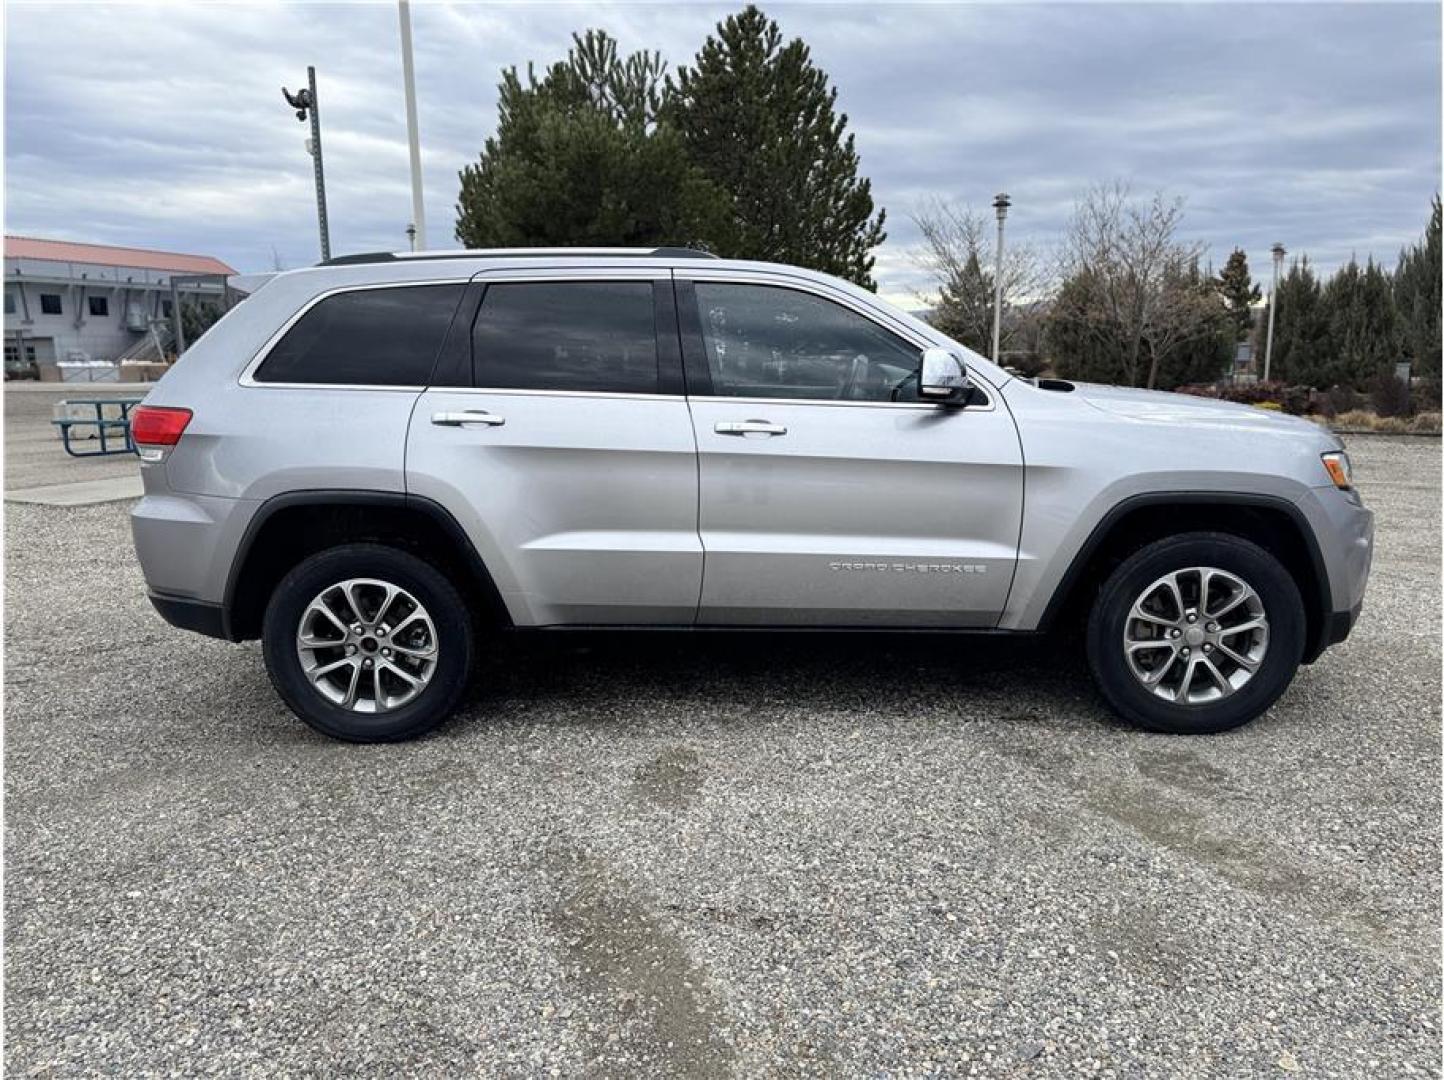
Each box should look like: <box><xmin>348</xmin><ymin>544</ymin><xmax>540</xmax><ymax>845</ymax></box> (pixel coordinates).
<box><xmin>131</xmin><ymin>405</ymin><xmax>193</xmax><ymax>446</ymax></box>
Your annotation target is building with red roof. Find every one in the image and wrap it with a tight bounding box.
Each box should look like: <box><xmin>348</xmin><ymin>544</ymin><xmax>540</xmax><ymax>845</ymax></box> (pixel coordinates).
<box><xmin>4</xmin><ymin>236</ymin><xmax>238</xmax><ymax>378</ymax></box>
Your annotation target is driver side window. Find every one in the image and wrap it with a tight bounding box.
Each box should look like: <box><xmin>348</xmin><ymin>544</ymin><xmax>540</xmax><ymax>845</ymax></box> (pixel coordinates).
<box><xmin>694</xmin><ymin>282</ymin><xmax>923</xmax><ymax>402</ymax></box>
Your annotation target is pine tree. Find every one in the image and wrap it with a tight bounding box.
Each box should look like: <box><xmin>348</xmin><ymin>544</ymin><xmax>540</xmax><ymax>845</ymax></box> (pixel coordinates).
<box><xmin>1213</xmin><ymin>248</ymin><xmax>1261</xmax><ymax>342</ymax></box>
<box><xmin>1396</xmin><ymin>195</ymin><xmax>1442</xmax><ymax>405</ymax></box>
<box><xmin>1260</xmin><ymin>258</ymin><xmax>1330</xmax><ymax>387</ymax></box>
<box><xmin>1045</xmin><ymin>268</ymin><xmax>1132</xmax><ymax>385</ymax></box>
<box><xmin>1324</xmin><ymin>257</ymin><xmax>1399</xmax><ymax>388</ymax></box>
<box><xmin>1157</xmin><ymin>259</ymin><xmax>1234</xmax><ymax>389</ymax></box>
<box><xmin>666</xmin><ymin>6</ymin><xmax>886</xmax><ymax>288</ymax></box>
<box><xmin>930</xmin><ymin>250</ymin><xmax>993</xmax><ymax>354</ymax></box>
<box><xmin>455</xmin><ymin>31</ymin><xmax>725</xmax><ymax>249</ymax></box>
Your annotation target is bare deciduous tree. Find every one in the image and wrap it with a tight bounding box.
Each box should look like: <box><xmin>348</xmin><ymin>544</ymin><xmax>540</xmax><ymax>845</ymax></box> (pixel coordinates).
<box><xmin>1059</xmin><ymin>181</ymin><xmax>1206</xmax><ymax>388</ymax></box>
<box><xmin>911</xmin><ymin>197</ymin><xmax>1048</xmax><ymax>361</ymax></box>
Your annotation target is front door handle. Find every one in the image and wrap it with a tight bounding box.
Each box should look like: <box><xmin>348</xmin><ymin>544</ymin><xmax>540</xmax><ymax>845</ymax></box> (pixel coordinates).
<box><xmin>714</xmin><ymin>419</ymin><xmax>787</xmax><ymax>436</ymax></box>
<box><xmin>432</xmin><ymin>410</ymin><xmax>505</xmax><ymax>428</ymax></box>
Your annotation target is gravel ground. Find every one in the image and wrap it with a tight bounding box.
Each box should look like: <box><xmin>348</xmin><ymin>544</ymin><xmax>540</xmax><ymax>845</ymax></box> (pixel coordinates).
<box><xmin>4</xmin><ymin>435</ymin><xmax>1439</xmax><ymax>1078</ymax></box>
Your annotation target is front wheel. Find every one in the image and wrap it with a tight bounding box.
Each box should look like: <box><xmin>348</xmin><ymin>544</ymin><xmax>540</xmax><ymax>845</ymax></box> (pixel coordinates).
<box><xmin>1086</xmin><ymin>532</ymin><xmax>1305</xmax><ymax>734</ymax></box>
<box><xmin>262</xmin><ymin>543</ymin><xmax>474</xmax><ymax>742</ymax></box>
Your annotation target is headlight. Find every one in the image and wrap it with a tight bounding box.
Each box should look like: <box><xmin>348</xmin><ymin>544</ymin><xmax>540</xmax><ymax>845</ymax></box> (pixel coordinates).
<box><xmin>1321</xmin><ymin>450</ymin><xmax>1353</xmax><ymax>491</ymax></box>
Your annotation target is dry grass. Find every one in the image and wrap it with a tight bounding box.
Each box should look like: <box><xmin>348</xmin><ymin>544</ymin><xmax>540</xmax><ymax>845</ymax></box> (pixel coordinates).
<box><xmin>1330</xmin><ymin>409</ymin><xmax>1441</xmax><ymax>434</ymax></box>
<box><xmin>1408</xmin><ymin>412</ymin><xmax>1442</xmax><ymax>434</ymax></box>
<box><xmin>1333</xmin><ymin>409</ymin><xmax>1377</xmax><ymax>428</ymax></box>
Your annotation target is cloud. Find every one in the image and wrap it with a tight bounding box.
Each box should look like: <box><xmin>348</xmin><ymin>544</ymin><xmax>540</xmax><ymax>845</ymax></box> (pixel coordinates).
<box><xmin>5</xmin><ymin>1</ymin><xmax>1438</xmax><ymax>305</ymax></box>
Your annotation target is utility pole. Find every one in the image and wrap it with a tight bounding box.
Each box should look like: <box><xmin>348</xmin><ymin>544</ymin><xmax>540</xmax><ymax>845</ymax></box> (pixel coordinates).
<box><xmin>398</xmin><ymin>0</ymin><xmax>426</xmax><ymax>251</ymax></box>
<box><xmin>282</xmin><ymin>67</ymin><xmax>331</xmax><ymax>261</ymax></box>
<box><xmin>1264</xmin><ymin>241</ymin><xmax>1285</xmax><ymax>382</ymax></box>
<box><xmin>991</xmin><ymin>192</ymin><xmax>1011</xmax><ymax>363</ymax></box>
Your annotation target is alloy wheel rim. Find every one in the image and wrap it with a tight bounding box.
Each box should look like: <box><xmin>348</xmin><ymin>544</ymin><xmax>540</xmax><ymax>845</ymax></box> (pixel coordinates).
<box><xmin>295</xmin><ymin>578</ymin><xmax>438</xmax><ymax>714</ymax></box>
<box><xmin>1123</xmin><ymin>566</ymin><xmax>1269</xmax><ymax>705</ymax></box>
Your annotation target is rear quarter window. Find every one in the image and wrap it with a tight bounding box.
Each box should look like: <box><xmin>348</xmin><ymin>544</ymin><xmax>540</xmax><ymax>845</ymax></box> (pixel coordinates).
<box><xmin>253</xmin><ymin>283</ymin><xmax>464</xmax><ymax>386</ymax></box>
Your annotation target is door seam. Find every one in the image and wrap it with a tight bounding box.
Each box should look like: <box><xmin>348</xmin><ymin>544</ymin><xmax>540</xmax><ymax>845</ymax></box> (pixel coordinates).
<box><xmin>671</xmin><ymin>273</ymin><xmax>708</xmax><ymax>626</ymax></box>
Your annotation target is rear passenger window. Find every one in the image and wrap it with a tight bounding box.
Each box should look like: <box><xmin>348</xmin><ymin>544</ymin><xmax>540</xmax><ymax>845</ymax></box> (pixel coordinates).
<box><xmin>254</xmin><ymin>284</ymin><xmax>464</xmax><ymax>385</ymax></box>
<box><xmin>472</xmin><ymin>282</ymin><xmax>658</xmax><ymax>394</ymax></box>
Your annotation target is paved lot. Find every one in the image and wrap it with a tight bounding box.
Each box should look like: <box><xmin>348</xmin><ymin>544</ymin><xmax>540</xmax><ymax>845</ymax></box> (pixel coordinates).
<box><xmin>4</xmin><ymin>384</ymin><xmax>148</xmax><ymax>491</ymax></box>
<box><xmin>4</xmin><ymin>422</ymin><xmax>1439</xmax><ymax>1077</ymax></box>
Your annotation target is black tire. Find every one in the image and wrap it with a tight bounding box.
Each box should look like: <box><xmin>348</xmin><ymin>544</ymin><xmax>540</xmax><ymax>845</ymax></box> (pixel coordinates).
<box><xmin>262</xmin><ymin>543</ymin><xmax>474</xmax><ymax>742</ymax></box>
<box><xmin>1086</xmin><ymin>532</ymin><xmax>1305</xmax><ymax>734</ymax></box>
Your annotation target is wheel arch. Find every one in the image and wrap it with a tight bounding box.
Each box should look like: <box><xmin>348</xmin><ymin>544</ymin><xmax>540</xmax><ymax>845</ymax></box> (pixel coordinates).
<box><xmin>1037</xmin><ymin>492</ymin><xmax>1333</xmax><ymax>663</ymax></box>
<box><xmin>223</xmin><ymin>490</ymin><xmax>510</xmax><ymax>642</ymax></box>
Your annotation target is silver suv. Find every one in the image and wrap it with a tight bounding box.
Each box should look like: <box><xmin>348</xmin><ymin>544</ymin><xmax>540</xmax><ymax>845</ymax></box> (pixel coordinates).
<box><xmin>129</xmin><ymin>248</ymin><xmax>1373</xmax><ymax>742</ymax></box>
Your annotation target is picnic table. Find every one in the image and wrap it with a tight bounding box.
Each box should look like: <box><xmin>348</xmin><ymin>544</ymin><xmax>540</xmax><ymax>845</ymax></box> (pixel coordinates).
<box><xmin>51</xmin><ymin>397</ymin><xmax>145</xmax><ymax>458</ymax></box>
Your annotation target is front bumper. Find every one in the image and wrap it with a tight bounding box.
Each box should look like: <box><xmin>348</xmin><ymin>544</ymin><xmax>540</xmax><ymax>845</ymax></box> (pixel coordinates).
<box><xmin>1299</xmin><ymin>486</ymin><xmax>1373</xmax><ymax>663</ymax></box>
<box><xmin>1325</xmin><ymin>598</ymin><xmax>1364</xmax><ymax>649</ymax></box>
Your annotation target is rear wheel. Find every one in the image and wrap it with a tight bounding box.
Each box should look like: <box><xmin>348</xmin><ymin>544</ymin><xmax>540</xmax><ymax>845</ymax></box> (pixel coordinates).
<box><xmin>1086</xmin><ymin>532</ymin><xmax>1305</xmax><ymax>734</ymax></box>
<box><xmin>262</xmin><ymin>543</ymin><xmax>473</xmax><ymax>742</ymax></box>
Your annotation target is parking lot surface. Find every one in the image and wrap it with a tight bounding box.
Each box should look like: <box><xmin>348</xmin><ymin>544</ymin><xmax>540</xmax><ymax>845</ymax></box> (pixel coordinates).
<box><xmin>4</xmin><ymin>427</ymin><xmax>1440</xmax><ymax>1077</ymax></box>
<box><xmin>4</xmin><ymin>384</ymin><xmax>148</xmax><ymax>490</ymax></box>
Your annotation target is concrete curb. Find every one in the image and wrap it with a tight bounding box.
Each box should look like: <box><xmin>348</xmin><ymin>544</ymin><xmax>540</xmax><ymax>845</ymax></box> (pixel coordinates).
<box><xmin>5</xmin><ymin>475</ymin><xmax>144</xmax><ymax>506</ymax></box>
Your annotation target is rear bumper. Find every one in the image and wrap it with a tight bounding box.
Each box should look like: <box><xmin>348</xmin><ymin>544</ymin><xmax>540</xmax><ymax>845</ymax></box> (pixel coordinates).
<box><xmin>148</xmin><ymin>592</ymin><xmax>232</xmax><ymax>641</ymax></box>
<box><xmin>131</xmin><ymin>490</ymin><xmax>257</xmax><ymax>599</ymax></box>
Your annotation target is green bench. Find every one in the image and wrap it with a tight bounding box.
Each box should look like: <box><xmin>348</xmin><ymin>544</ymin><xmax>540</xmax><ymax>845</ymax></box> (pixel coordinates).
<box><xmin>51</xmin><ymin>398</ymin><xmax>145</xmax><ymax>458</ymax></box>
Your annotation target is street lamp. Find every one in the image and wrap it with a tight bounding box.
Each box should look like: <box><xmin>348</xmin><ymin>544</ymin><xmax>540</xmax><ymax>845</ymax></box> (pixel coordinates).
<box><xmin>1263</xmin><ymin>241</ymin><xmax>1285</xmax><ymax>382</ymax></box>
<box><xmin>282</xmin><ymin>67</ymin><xmax>331</xmax><ymax>261</ymax></box>
<box><xmin>991</xmin><ymin>192</ymin><xmax>1010</xmax><ymax>364</ymax></box>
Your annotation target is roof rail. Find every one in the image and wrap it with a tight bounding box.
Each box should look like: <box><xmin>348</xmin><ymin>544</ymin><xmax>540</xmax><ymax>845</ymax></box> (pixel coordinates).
<box><xmin>321</xmin><ymin>246</ymin><xmax>719</xmax><ymax>267</ymax></box>
<box><xmin>649</xmin><ymin>247</ymin><xmax>719</xmax><ymax>260</ymax></box>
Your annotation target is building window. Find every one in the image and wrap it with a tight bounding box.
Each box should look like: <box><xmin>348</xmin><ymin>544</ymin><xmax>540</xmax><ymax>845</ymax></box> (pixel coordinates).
<box><xmin>161</xmin><ymin>300</ymin><xmax>173</xmax><ymax>318</ymax></box>
<box><xmin>40</xmin><ymin>293</ymin><xmax>62</xmax><ymax>316</ymax></box>
<box><xmin>88</xmin><ymin>296</ymin><xmax>109</xmax><ymax>317</ymax></box>
<box><xmin>3</xmin><ymin>290</ymin><xmax>13</xmax><ymax>315</ymax></box>
<box><xmin>4</xmin><ymin>342</ymin><xmax>38</xmax><ymax>369</ymax></box>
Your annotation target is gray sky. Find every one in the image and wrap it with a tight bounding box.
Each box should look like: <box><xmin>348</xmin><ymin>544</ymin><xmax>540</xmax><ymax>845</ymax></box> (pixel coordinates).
<box><xmin>5</xmin><ymin>1</ymin><xmax>1439</xmax><ymax>305</ymax></box>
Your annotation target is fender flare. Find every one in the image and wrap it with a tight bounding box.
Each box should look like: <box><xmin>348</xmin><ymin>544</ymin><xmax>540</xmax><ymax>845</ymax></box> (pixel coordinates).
<box><xmin>1034</xmin><ymin>491</ymin><xmax>1333</xmax><ymax>662</ymax></box>
<box><xmin>222</xmin><ymin>489</ymin><xmax>502</xmax><ymax>640</ymax></box>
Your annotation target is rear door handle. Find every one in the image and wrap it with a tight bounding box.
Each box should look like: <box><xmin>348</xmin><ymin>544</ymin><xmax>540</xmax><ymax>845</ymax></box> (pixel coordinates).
<box><xmin>432</xmin><ymin>410</ymin><xmax>505</xmax><ymax>428</ymax></box>
<box><xmin>714</xmin><ymin>419</ymin><xmax>787</xmax><ymax>436</ymax></box>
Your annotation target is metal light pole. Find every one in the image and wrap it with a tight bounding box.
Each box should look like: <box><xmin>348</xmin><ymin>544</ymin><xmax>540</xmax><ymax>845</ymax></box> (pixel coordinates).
<box><xmin>991</xmin><ymin>192</ymin><xmax>1011</xmax><ymax>363</ymax></box>
<box><xmin>282</xmin><ymin>67</ymin><xmax>331</xmax><ymax>261</ymax></box>
<box><xmin>398</xmin><ymin>0</ymin><xmax>427</xmax><ymax>251</ymax></box>
<box><xmin>1263</xmin><ymin>241</ymin><xmax>1285</xmax><ymax>382</ymax></box>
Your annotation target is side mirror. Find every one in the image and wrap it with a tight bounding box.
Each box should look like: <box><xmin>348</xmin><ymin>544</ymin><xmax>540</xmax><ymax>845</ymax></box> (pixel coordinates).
<box><xmin>919</xmin><ymin>347</ymin><xmax>972</xmax><ymax>402</ymax></box>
